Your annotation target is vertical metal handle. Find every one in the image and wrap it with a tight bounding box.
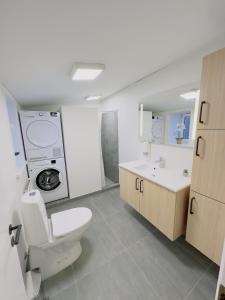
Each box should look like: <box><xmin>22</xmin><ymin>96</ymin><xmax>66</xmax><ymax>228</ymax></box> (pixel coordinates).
<box><xmin>9</xmin><ymin>224</ymin><xmax>22</xmax><ymax>247</ymax></box>
<box><xmin>135</xmin><ymin>177</ymin><xmax>139</xmax><ymax>191</ymax></box>
<box><xmin>190</xmin><ymin>197</ymin><xmax>195</xmax><ymax>215</ymax></box>
<box><xmin>140</xmin><ymin>180</ymin><xmax>144</xmax><ymax>193</ymax></box>
<box><xmin>199</xmin><ymin>101</ymin><xmax>206</xmax><ymax>124</ymax></box>
<box><xmin>195</xmin><ymin>136</ymin><xmax>202</xmax><ymax>157</ymax></box>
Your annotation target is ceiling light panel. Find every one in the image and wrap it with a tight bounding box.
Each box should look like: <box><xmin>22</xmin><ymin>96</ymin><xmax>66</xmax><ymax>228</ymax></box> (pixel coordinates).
<box><xmin>180</xmin><ymin>90</ymin><xmax>199</xmax><ymax>100</ymax></box>
<box><xmin>72</xmin><ymin>63</ymin><xmax>105</xmax><ymax>81</ymax></box>
<box><xmin>85</xmin><ymin>95</ymin><xmax>102</xmax><ymax>101</ymax></box>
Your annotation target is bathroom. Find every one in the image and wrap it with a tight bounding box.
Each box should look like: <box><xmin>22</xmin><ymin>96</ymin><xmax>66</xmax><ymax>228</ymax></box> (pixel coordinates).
<box><xmin>1</xmin><ymin>1</ymin><xmax>225</xmax><ymax>300</ymax></box>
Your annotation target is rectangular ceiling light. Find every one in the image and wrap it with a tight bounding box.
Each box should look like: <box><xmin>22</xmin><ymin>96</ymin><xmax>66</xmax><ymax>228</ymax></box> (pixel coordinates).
<box><xmin>85</xmin><ymin>95</ymin><xmax>102</xmax><ymax>101</ymax></box>
<box><xmin>72</xmin><ymin>63</ymin><xmax>105</xmax><ymax>81</ymax></box>
<box><xmin>180</xmin><ymin>90</ymin><xmax>199</xmax><ymax>100</ymax></box>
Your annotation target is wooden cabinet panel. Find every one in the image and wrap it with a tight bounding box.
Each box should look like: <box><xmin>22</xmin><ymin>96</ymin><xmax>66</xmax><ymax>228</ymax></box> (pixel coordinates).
<box><xmin>198</xmin><ymin>47</ymin><xmax>225</xmax><ymax>129</ymax></box>
<box><xmin>191</xmin><ymin>130</ymin><xmax>225</xmax><ymax>204</ymax></box>
<box><xmin>186</xmin><ymin>191</ymin><xmax>225</xmax><ymax>265</ymax></box>
<box><xmin>119</xmin><ymin>168</ymin><xmax>140</xmax><ymax>211</ymax></box>
<box><xmin>140</xmin><ymin>179</ymin><xmax>176</xmax><ymax>240</ymax></box>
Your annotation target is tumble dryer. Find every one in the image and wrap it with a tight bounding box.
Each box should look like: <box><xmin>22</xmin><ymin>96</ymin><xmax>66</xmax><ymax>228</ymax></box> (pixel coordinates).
<box><xmin>19</xmin><ymin>111</ymin><xmax>64</xmax><ymax>162</ymax></box>
<box><xmin>28</xmin><ymin>158</ymin><xmax>68</xmax><ymax>203</ymax></box>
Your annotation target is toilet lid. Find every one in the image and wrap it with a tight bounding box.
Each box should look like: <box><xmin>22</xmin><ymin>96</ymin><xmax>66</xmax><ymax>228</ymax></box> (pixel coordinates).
<box><xmin>51</xmin><ymin>207</ymin><xmax>92</xmax><ymax>238</ymax></box>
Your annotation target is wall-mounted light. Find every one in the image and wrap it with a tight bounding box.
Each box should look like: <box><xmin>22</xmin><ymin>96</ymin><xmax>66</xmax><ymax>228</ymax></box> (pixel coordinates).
<box><xmin>139</xmin><ymin>104</ymin><xmax>144</xmax><ymax>137</ymax></box>
<box><xmin>85</xmin><ymin>95</ymin><xmax>102</xmax><ymax>101</ymax></box>
<box><xmin>71</xmin><ymin>63</ymin><xmax>105</xmax><ymax>81</ymax></box>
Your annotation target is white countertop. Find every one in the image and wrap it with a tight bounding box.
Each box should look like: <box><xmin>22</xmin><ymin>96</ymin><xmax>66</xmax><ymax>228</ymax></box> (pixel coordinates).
<box><xmin>119</xmin><ymin>160</ymin><xmax>191</xmax><ymax>192</ymax></box>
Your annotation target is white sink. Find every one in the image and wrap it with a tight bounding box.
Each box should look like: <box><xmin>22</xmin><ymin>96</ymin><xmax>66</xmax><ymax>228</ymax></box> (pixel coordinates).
<box><xmin>119</xmin><ymin>160</ymin><xmax>191</xmax><ymax>192</ymax></box>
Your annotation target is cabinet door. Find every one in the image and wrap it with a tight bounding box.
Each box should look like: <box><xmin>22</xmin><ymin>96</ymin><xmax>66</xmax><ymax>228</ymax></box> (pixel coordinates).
<box><xmin>191</xmin><ymin>130</ymin><xmax>225</xmax><ymax>204</ymax></box>
<box><xmin>140</xmin><ymin>179</ymin><xmax>176</xmax><ymax>240</ymax></box>
<box><xmin>198</xmin><ymin>47</ymin><xmax>225</xmax><ymax>129</ymax></box>
<box><xmin>186</xmin><ymin>191</ymin><xmax>225</xmax><ymax>265</ymax></box>
<box><xmin>119</xmin><ymin>168</ymin><xmax>140</xmax><ymax>211</ymax></box>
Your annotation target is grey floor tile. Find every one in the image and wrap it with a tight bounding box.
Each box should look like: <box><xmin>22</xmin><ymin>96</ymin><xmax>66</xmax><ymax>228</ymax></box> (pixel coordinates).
<box><xmin>129</xmin><ymin>230</ymin><xmax>209</xmax><ymax>298</ymax></box>
<box><xmin>185</xmin><ymin>264</ymin><xmax>219</xmax><ymax>300</ymax></box>
<box><xmin>91</xmin><ymin>188</ymin><xmax>125</xmax><ymax>217</ymax></box>
<box><xmin>49</xmin><ymin>284</ymin><xmax>78</xmax><ymax>300</ymax></box>
<box><xmin>71</xmin><ymin>220</ymin><xmax>125</xmax><ymax>282</ymax></box>
<box><xmin>75</xmin><ymin>252</ymin><xmax>160</xmax><ymax>300</ymax></box>
<box><xmin>105</xmin><ymin>209</ymin><xmax>156</xmax><ymax>248</ymax></box>
<box><xmin>128</xmin><ymin>237</ymin><xmax>184</xmax><ymax>300</ymax></box>
<box><xmin>175</xmin><ymin>235</ymin><xmax>212</xmax><ymax>268</ymax></box>
<box><xmin>43</xmin><ymin>265</ymin><xmax>75</xmax><ymax>299</ymax></box>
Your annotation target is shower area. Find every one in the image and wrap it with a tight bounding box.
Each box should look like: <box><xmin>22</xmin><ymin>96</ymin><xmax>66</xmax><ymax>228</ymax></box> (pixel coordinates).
<box><xmin>101</xmin><ymin>111</ymin><xmax>119</xmax><ymax>189</ymax></box>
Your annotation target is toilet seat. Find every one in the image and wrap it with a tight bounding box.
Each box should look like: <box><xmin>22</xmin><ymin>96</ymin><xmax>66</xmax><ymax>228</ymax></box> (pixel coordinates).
<box><xmin>51</xmin><ymin>207</ymin><xmax>92</xmax><ymax>238</ymax></box>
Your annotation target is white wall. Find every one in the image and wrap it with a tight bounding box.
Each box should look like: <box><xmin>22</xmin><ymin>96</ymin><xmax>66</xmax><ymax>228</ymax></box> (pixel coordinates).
<box><xmin>101</xmin><ymin>38</ymin><xmax>225</xmax><ymax>169</ymax></box>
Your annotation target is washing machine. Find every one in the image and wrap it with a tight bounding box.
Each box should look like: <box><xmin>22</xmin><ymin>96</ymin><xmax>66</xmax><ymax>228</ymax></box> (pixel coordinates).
<box><xmin>28</xmin><ymin>158</ymin><xmax>68</xmax><ymax>203</ymax></box>
<box><xmin>19</xmin><ymin>111</ymin><xmax>64</xmax><ymax>162</ymax></box>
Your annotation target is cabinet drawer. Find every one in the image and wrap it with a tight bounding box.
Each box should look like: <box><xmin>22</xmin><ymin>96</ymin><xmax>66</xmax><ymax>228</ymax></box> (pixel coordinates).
<box><xmin>186</xmin><ymin>191</ymin><xmax>225</xmax><ymax>265</ymax></box>
<box><xmin>192</xmin><ymin>130</ymin><xmax>225</xmax><ymax>204</ymax></box>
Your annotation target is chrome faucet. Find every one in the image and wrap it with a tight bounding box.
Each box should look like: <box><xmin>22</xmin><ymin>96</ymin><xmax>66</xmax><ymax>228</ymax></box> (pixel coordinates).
<box><xmin>155</xmin><ymin>157</ymin><xmax>165</xmax><ymax>168</ymax></box>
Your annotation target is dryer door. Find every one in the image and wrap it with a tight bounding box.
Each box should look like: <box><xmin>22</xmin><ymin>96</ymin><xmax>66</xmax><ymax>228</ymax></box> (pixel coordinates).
<box><xmin>26</xmin><ymin>120</ymin><xmax>59</xmax><ymax>148</ymax></box>
<box><xmin>36</xmin><ymin>168</ymin><xmax>61</xmax><ymax>191</ymax></box>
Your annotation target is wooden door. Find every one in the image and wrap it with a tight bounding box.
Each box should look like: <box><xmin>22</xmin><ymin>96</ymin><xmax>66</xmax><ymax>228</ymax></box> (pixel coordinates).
<box><xmin>186</xmin><ymin>191</ymin><xmax>225</xmax><ymax>265</ymax></box>
<box><xmin>139</xmin><ymin>179</ymin><xmax>176</xmax><ymax>240</ymax></box>
<box><xmin>198</xmin><ymin>47</ymin><xmax>225</xmax><ymax>129</ymax></box>
<box><xmin>119</xmin><ymin>168</ymin><xmax>140</xmax><ymax>211</ymax></box>
<box><xmin>191</xmin><ymin>130</ymin><xmax>225</xmax><ymax>204</ymax></box>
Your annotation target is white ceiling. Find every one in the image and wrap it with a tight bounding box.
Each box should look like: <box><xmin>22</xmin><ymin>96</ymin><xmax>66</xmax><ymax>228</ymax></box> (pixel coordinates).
<box><xmin>0</xmin><ymin>0</ymin><xmax>225</xmax><ymax>106</ymax></box>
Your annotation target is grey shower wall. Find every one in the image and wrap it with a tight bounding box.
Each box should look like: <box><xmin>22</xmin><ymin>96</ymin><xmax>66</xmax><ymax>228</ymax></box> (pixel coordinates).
<box><xmin>101</xmin><ymin>111</ymin><xmax>119</xmax><ymax>183</ymax></box>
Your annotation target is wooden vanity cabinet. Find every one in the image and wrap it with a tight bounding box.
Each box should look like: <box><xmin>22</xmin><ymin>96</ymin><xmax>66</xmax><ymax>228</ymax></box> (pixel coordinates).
<box><xmin>119</xmin><ymin>168</ymin><xmax>189</xmax><ymax>241</ymax></box>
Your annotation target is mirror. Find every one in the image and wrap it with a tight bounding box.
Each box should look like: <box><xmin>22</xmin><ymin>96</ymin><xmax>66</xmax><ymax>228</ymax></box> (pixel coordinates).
<box><xmin>139</xmin><ymin>83</ymin><xmax>200</xmax><ymax>147</ymax></box>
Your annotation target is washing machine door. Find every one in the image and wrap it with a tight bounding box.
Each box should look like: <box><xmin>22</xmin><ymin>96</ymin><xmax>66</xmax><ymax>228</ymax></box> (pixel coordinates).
<box><xmin>36</xmin><ymin>168</ymin><xmax>61</xmax><ymax>191</ymax></box>
<box><xmin>26</xmin><ymin>120</ymin><xmax>59</xmax><ymax>148</ymax></box>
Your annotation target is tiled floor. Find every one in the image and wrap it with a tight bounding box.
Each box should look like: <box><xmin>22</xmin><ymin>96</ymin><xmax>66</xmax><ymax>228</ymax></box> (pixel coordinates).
<box><xmin>39</xmin><ymin>187</ymin><xmax>219</xmax><ymax>300</ymax></box>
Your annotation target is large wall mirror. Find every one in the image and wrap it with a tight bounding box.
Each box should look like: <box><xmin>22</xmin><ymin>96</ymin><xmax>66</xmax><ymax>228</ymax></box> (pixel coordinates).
<box><xmin>139</xmin><ymin>82</ymin><xmax>200</xmax><ymax>148</ymax></box>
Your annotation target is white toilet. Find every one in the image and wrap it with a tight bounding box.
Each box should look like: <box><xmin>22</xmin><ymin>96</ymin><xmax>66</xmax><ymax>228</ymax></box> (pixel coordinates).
<box><xmin>20</xmin><ymin>190</ymin><xmax>92</xmax><ymax>280</ymax></box>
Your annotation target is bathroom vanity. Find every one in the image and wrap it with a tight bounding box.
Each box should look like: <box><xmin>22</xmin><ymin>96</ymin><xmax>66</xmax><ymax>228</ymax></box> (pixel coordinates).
<box><xmin>119</xmin><ymin>161</ymin><xmax>190</xmax><ymax>241</ymax></box>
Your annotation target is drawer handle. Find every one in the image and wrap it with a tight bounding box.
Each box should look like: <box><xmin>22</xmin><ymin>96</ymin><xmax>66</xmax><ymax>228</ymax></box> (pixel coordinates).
<box><xmin>199</xmin><ymin>101</ymin><xmax>206</xmax><ymax>124</ymax></box>
<box><xmin>140</xmin><ymin>180</ymin><xmax>144</xmax><ymax>193</ymax></box>
<box><xmin>195</xmin><ymin>136</ymin><xmax>202</xmax><ymax>157</ymax></box>
<box><xmin>190</xmin><ymin>197</ymin><xmax>195</xmax><ymax>215</ymax></box>
<box><xmin>135</xmin><ymin>177</ymin><xmax>139</xmax><ymax>191</ymax></box>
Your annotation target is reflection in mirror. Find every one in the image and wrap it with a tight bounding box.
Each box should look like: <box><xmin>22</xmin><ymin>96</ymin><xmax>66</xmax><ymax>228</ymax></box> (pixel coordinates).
<box><xmin>139</xmin><ymin>83</ymin><xmax>200</xmax><ymax>147</ymax></box>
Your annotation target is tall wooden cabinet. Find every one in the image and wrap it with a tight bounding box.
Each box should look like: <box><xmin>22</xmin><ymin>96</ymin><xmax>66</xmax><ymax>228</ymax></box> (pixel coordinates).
<box><xmin>186</xmin><ymin>47</ymin><xmax>225</xmax><ymax>265</ymax></box>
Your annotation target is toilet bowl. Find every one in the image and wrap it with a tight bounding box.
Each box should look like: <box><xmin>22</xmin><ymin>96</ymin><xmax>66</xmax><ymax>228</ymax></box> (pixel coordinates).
<box><xmin>20</xmin><ymin>190</ymin><xmax>92</xmax><ymax>280</ymax></box>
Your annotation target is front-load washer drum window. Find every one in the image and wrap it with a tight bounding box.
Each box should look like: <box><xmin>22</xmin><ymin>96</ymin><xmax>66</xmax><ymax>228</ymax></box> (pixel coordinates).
<box><xmin>36</xmin><ymin>168</ymin><xmax>61</xmax><ymax>191</ymax></box>
<box><xmin>26</xmin><ymin>120</ymin><xmax>59</xmax><ymax>148</ymax></box>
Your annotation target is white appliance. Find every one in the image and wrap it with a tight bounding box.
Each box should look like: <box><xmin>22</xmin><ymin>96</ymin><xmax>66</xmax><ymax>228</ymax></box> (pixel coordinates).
<box><xmin>28</xmin><ymin>158</ymin><xmax>68</xmax><ymax>203</ymax></box>
<box><xmin>19</xmin><ymin>111</ymin><xmax>64</xmax><ymax>162</ymax></box>
<box><xmin>20</xmin><ymin>190</ymin><xmax>92</xmax><ymax>280</ymax></box>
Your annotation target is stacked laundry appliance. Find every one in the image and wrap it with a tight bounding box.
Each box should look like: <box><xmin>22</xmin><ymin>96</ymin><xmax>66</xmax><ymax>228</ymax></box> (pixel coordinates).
<box><xmin>19</xmin><ymin>111</ymin><xmax>68</xmax><ymax>203</ymax></box>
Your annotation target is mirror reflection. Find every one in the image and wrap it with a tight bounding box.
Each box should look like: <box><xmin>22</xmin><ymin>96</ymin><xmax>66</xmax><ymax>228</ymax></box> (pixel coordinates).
<box><xmin>139</xmin><ymin>83</ymin><xmax>200</xmax><ymax>147</ymax></box>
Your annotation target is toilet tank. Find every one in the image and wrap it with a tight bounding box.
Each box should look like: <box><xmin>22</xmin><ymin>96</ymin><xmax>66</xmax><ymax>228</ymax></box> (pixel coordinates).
<box><xmin>21</xmin><ymin>190</ymin><xmax>50</xmax><ymax>246</ymax></box>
